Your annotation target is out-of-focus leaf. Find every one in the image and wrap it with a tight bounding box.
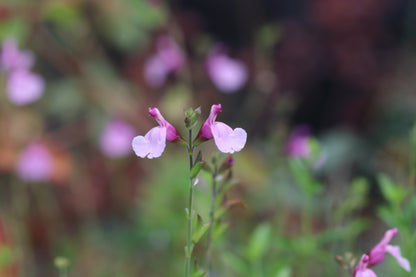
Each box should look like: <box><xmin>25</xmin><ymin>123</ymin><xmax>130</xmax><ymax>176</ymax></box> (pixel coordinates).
<box><xmin>212</xmin><ymin>223</ymin><xmax>228</xmax><ymax>241</ymax></box>
<box><xmin>289</xmin><ymin>159</ymin><xmax>322</xmax><ymax>195</ymax></box>
<box><xmin>0</xmin><ymin>17</ymin><xmax>28</xmax><ymax>42</ymax></box>
<box><xmin>43</xmin><ymin>79</ymin><xmax>86</xmax><ymax>122</ymax></box>
<box><xmin>274</xmin><ymin>267</ymin><xmax>291</xmax><ymax>277</ymax></box>
<box><xmin>378</xmin><ymin>174</ymin><xmax>406</xmax><ymax>205</ymax></box>
<box><xmin>245</xmin><ymin>223</ymin><xmax>271</xmax><ymax>262</ymax></box>
<box><xmin>221</xmin><ymin>253</ymin><xmax>249</xmax><ymax>277</ymax></box>
<box><xmin>0</xmin><ymin>246</ymin><xmax>14</xmax><ymax>267</ymax></box>
<box><xmin>43</xmin><ymin>2</ymin><xmax>83</xmax><ymax>29</ymax></box>
<box><xmin>334</xmin><ymin>177</ymin><xmax>369</xmax><ymax>220</ymax></box>
<box><xmin>255</xmin><ymin>24</ymin><xmax>280</xmax><ymax>50</ymax></box>
<box><xmin>100</xmin><ymin>0</ymin><xmax>167</xmax><ymax>52</ymax></box>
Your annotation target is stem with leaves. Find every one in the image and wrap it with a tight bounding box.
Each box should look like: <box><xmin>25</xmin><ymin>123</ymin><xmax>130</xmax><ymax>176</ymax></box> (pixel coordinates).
<box><xmin>185</xmin><ymin>128</ymin><xmax>195</xmax><ymax>277</ymax></box>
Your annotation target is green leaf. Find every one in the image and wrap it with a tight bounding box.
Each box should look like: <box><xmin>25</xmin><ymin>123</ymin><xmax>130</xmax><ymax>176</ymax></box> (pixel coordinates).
<box><xmin>192</xmin><ymin>223</ymin><xmax>211</xmax><ymax>244</ymax></box>
<box><xmin>274</xmin><ymin>267</ymin><xmax>291</xmax><ymax>277</ymax></box>
<box><xmin>192</xmin><ymin>270</ymin><xmax>206</xmax><ymax>277</ymax></box>
<box><xmin>0</xmin><ymin>246</ymin><xmax>14</xmax><ymax>268</ymax></box>
<box><xmin>221</xmin><ymin>253</ymin><xmax>249</xmax><ymax>277</ymax></box>
<box><xmin>378</xmin><ymin>174</ymin><xmax>406</xmax><ymax>205</ymax></box>
<box><xmin>245</xmin><ymin>224</ymin><xmax>271</xmax><ymax>262</ymax></box>
<box><xmin>190</xmin><ymin>161</ymin><xmax>204</xmax><ymax>179</ymax></box>
<box><xmin>212</xmin><ymin>223</ymin><xmax>228</xmax><ymax>241</ymax></box>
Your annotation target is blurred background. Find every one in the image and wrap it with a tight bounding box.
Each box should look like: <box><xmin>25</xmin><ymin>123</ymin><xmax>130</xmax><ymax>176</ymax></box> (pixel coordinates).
<box><xmin>0</xmin><ymin>0</ymin><xmax>415</xmax><ymax>276</ymax></box>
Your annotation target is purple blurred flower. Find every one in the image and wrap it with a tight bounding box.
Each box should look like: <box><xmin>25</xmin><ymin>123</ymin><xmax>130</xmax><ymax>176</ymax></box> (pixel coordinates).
<box><xmin>16</xmin><ymin>143</ymin><xmax>53</xmax><ymax>182</ymax></box>
<box><xmin>206</xmin><ymin>46</ymin><xmax>248</xmax><ymax>93</ymax></box>
<box><xmin>353</xmin><ymin>228</ymin><xmax>410</xmax><ymax>277</ymax></box>
<box><xmin>7</xmin><ymin>69</ymin><xmax>45</xmax><ymax>106</ymax></box>
<box><xmin>0</xmin><ymin>38</ymin><xmax>45</xmax><ymax>105</ymax></box>
<box><xmin>143</xmin><ymin>36</ymin><xmax>184</xmax><ymax>87</ymax></box>
<box><xmin>0</xmin><ymin>38</ymin><xmax>34</xmax><ymax>70</ymax></box>
<box><xmin>99</xmin><ymin>120</ymin><xmax>136</xmax><ymax>158</ymax></box>
<box><xmin>286</xmin><ymin>126</ymin><xmax>311</xmax><ymax>158</ymax></box>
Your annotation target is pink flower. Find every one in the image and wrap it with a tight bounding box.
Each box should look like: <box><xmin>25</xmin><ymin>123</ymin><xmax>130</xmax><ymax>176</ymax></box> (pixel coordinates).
<box><xmin>0</xmin><ymin>38</ymin><xmax>34</xmax><ymax>70</ymax></box>
<box><xmin>354</xmin><ymin>255</ymin><xmax>377</xmax><ymax>277</ymax></box>
<box><xmin>285</xmin><ymin>126</ymin><xmax>311</xmax><ymax>158</ymax></box>
<box><xmin>99</xmin><ymin>120</ymin><xmax>135</xmax><ymax>158</ymax></box>
<box><xmin>6</xmin><ymin>69</ymin><xmax>45</xmax><ymax>106</ymax></box>
<box><xmin>16</xmin><ymin>143</ymin><xmax>53</xmax><ymax>182</ymax></box>
<box><xmin>196</xmin><ymin>104</ymin><xmax>247</xmax><ymax>153</ymax></box>
<box><xmin>0</xmin><ymin>38</ymin><xmax>45</xmax><ymax>105</ymax></box>
<box><xmin>143</xmin><ymin>36</ymin><xmax>184</xmax><ymax>88</ymax></box>
<box><xmin>353</xmin><ymin>228</ymin><xmax>411</xmax><ymax>277</ymax></box>
<box><xmin>206</xmin><ymin>46</ymin><xmax>248</xmax><ymax>93</ymax></box>
<box><xmin>132</xmin><ymin>108</ymin><xmax>182</xmax><ymax>159</ymax></box>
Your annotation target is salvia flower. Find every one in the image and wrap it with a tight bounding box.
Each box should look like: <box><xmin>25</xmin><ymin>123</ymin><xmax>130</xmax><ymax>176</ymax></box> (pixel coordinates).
<box><xmin>143</xmin><ymin>36</ymin><xmax>184</xmax><ymax>88</ymax></box>
<box><xmin>99</xmin><ymin>119</ymin><xmax>135</xmax><ymax>158</ymax></box>
<box><xmin>16</xmin><ymin>143</ymin><xmax>53</xmax><ymax>182</ymax></box>
<box><xmin>0</xmin><ymin>38</ymin><xmax>45</xmax><ymax>106</ymax></box>
<box><xmin>285</xmin><ymin>125</ymin><xmax>311</xmax><ymax>158</ymax></box>
<box><xmin>6</xmin><ymin>69</ymin><xmax>45</xmax><ymax>106</ymax></box>
<box><xmin>132</xmin><ymin>108</ymin><xmax>182</xmax><ymax>159</ymax></box>
<box><xmin>353</xmin><ymin>228</ymin><xmax>410</xmax><ymax>277</ymax></box>
<box><xmin>196</xmin><ymin>104</ymin><xmax>247</xmax><ymax>153</ymax></box>
<box><xmin>0</xmin><ymin>38</ymin><xmax>34</xmax><ymax>70</ymax></box>
<box><xmin>206</xmin><ymin>46</ymin><xmax>248</xmax><ymax>93</ymax></box>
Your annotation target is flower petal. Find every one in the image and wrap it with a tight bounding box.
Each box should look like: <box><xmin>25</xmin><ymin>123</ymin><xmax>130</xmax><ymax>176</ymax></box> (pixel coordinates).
<box><xmin>368</xmin><ymin>228</ymin><xmax>398</xmax><ymax>266</ymax></box>
<box><xmin>211</xmin><ymin>122</ymin><xmax>247</xmax><ymax>153</ymax></box>
<box><xmin>132</xmin><ymin>127</ymin><xmax>166</xmax><ymax>159</ymax></box>
<box><xmin>386</xmin><ymin>245</ymin><xmax>411</xmax><ymax>272</ymax></box>
<box><xmin>355</xmin><ymin>268</ymin><xmax>377</xmax><ymax>277</ymax></box>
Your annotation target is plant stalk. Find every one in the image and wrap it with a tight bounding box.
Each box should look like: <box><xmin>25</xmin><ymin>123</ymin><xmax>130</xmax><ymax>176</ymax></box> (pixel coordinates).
<box><xmin>185</xmin><ymin>129</ymin><xmax>195</xmax><ymax>277</ymax></box>
<box><xmin>205</xmin><ymin>163</ymin><xmax>218</xmax><ymax>274</ymax></box>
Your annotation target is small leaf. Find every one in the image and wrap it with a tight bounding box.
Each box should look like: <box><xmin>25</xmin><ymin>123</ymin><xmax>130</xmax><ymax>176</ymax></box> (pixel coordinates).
<box><xmin>245</xmin><ymin>224</ymin><xmax>271</xmax><ymax>262</ymax></box>
<box><xmin>190</xmin><ymin>161</ymin><xmax>204</xmax><ymax>179</ymax></box>
<box><xmin>221</xmin><ymin>253</ymin><xmax>249</xmax><ymax>277</ymax></box>
<box><xmin>274</xmin><ymin>267</ymin><xmax>291</xmax><ymax>277</ymax></box>
<box><xmin>0</xmin><ymin>246</ymin><xmax>14</xmax><ymax>267</ymax></box>
<box><xmin>192</xmin><ymin>270</ymin><xmax>206</xmax><ymax>277</ymax></box>
<box><xmin>378</xmin><ymin>174</ymin><xmax>406</xmax><ymax>205</ymax></box>
<box><xmin>192</xmin><ymin>223</ymin><xmax>211</xmax><ymax>244</ymax></box>
<box><xmin>212</xmin><ymin>223</ymin><xmax>229</xmax><ymax>241</ymax></box>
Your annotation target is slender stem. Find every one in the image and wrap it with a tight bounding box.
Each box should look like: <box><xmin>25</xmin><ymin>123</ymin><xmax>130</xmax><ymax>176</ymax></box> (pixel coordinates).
<box><xmin>185</xmin><ymin>129</ymin><xmax>195</xmax><ymax>277</ymax></box>
<box><xmin>205</xmin><ymin>163</ymin><xmax>218</xmax><ymax>275</ymax></box>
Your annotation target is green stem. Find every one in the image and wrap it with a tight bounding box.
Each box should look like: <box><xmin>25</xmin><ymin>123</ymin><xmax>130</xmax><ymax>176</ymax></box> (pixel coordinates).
<box><xmin>205</xmin><ymin>163</ymin><xmax>218</xmax><ymax>274</ymax></box>
<box><xmin>185</xmin><ymin>129</ymin><xmax>195</xmax><ymax>277</ymax></box>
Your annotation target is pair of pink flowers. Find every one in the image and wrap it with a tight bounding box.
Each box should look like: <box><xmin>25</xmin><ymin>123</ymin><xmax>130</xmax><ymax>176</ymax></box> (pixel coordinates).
<box><xmin>132</xmin><ymin>104</ymin><xmax>247</xmax><ymax>158</ymax></box>
<box><xmin>354</xmin><ymin>228</ymin><xmax>410</xmax><ymax>277</ymax></box>
<box><xmin>0</xmin><ymin>38</ymin><xmax>45</xmax><ymax>105</ymax></box>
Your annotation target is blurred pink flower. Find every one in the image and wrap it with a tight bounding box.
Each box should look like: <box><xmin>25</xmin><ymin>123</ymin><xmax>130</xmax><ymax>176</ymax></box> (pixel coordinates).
<box><xmin>197</xmin><ymin>104</ymin><xmax>247</xmax><ymax>153</ymax></box>
<box><xmin>16</xmin><ymin>143</ymin><xmax>53</xmax><ymax>182</ymax></box>
<box><xmin>354</xmin><ymin>255</ymin><xmax>377</xmax><ymax>277</ymax></box>
<box><xmin>0</xmin><ymin>38</ymin><xmax>34</xmax><ymax>70</ymax></box>
<box><xmin>6</xmin><ymin>69</ymin><xmax>45</xmax><ymax>106</ymax></box>
<box><xmin>353</xmin><ymin>228</ymin><xmax>410</xmax><ymax>277</ymax></box>
<box><xmin>285</xmin><ymin>126</ymin><xmax>311</xmax><ymax>158</ymax></box>
<box><xmin>0</xmin><ymin>38</ymin><xmax>45</xmax><ymax>105</ymax></box>
<box><xmin>132</xmin><ymin>108</ymin><xmax>182</xmax><ymax>159</ymax></box>
<box><xmin>143</xmin><ymin>36</ymin><xmax>184</xmax><ymax>87</ymax></box>
<box><xmin>99</xmin><ymin>120</ymin><xmax>136</xmax><ymax>158</ymax></box>
<box><xmin>206</xmin><ymin>47</ymin><xmax>248</xmax><ymax>93</ymax></box>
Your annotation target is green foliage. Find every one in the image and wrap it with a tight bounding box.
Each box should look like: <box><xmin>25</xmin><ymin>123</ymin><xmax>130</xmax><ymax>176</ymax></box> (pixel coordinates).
<box><xmin>245</xmin><ymin>223</ymin><xmax>272</xmax><ymax>262</ymax></box>
<box><xmin>0</xmin><ymin>246</ymin><xmax>14</xmax><ymax>268</ymax></box>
